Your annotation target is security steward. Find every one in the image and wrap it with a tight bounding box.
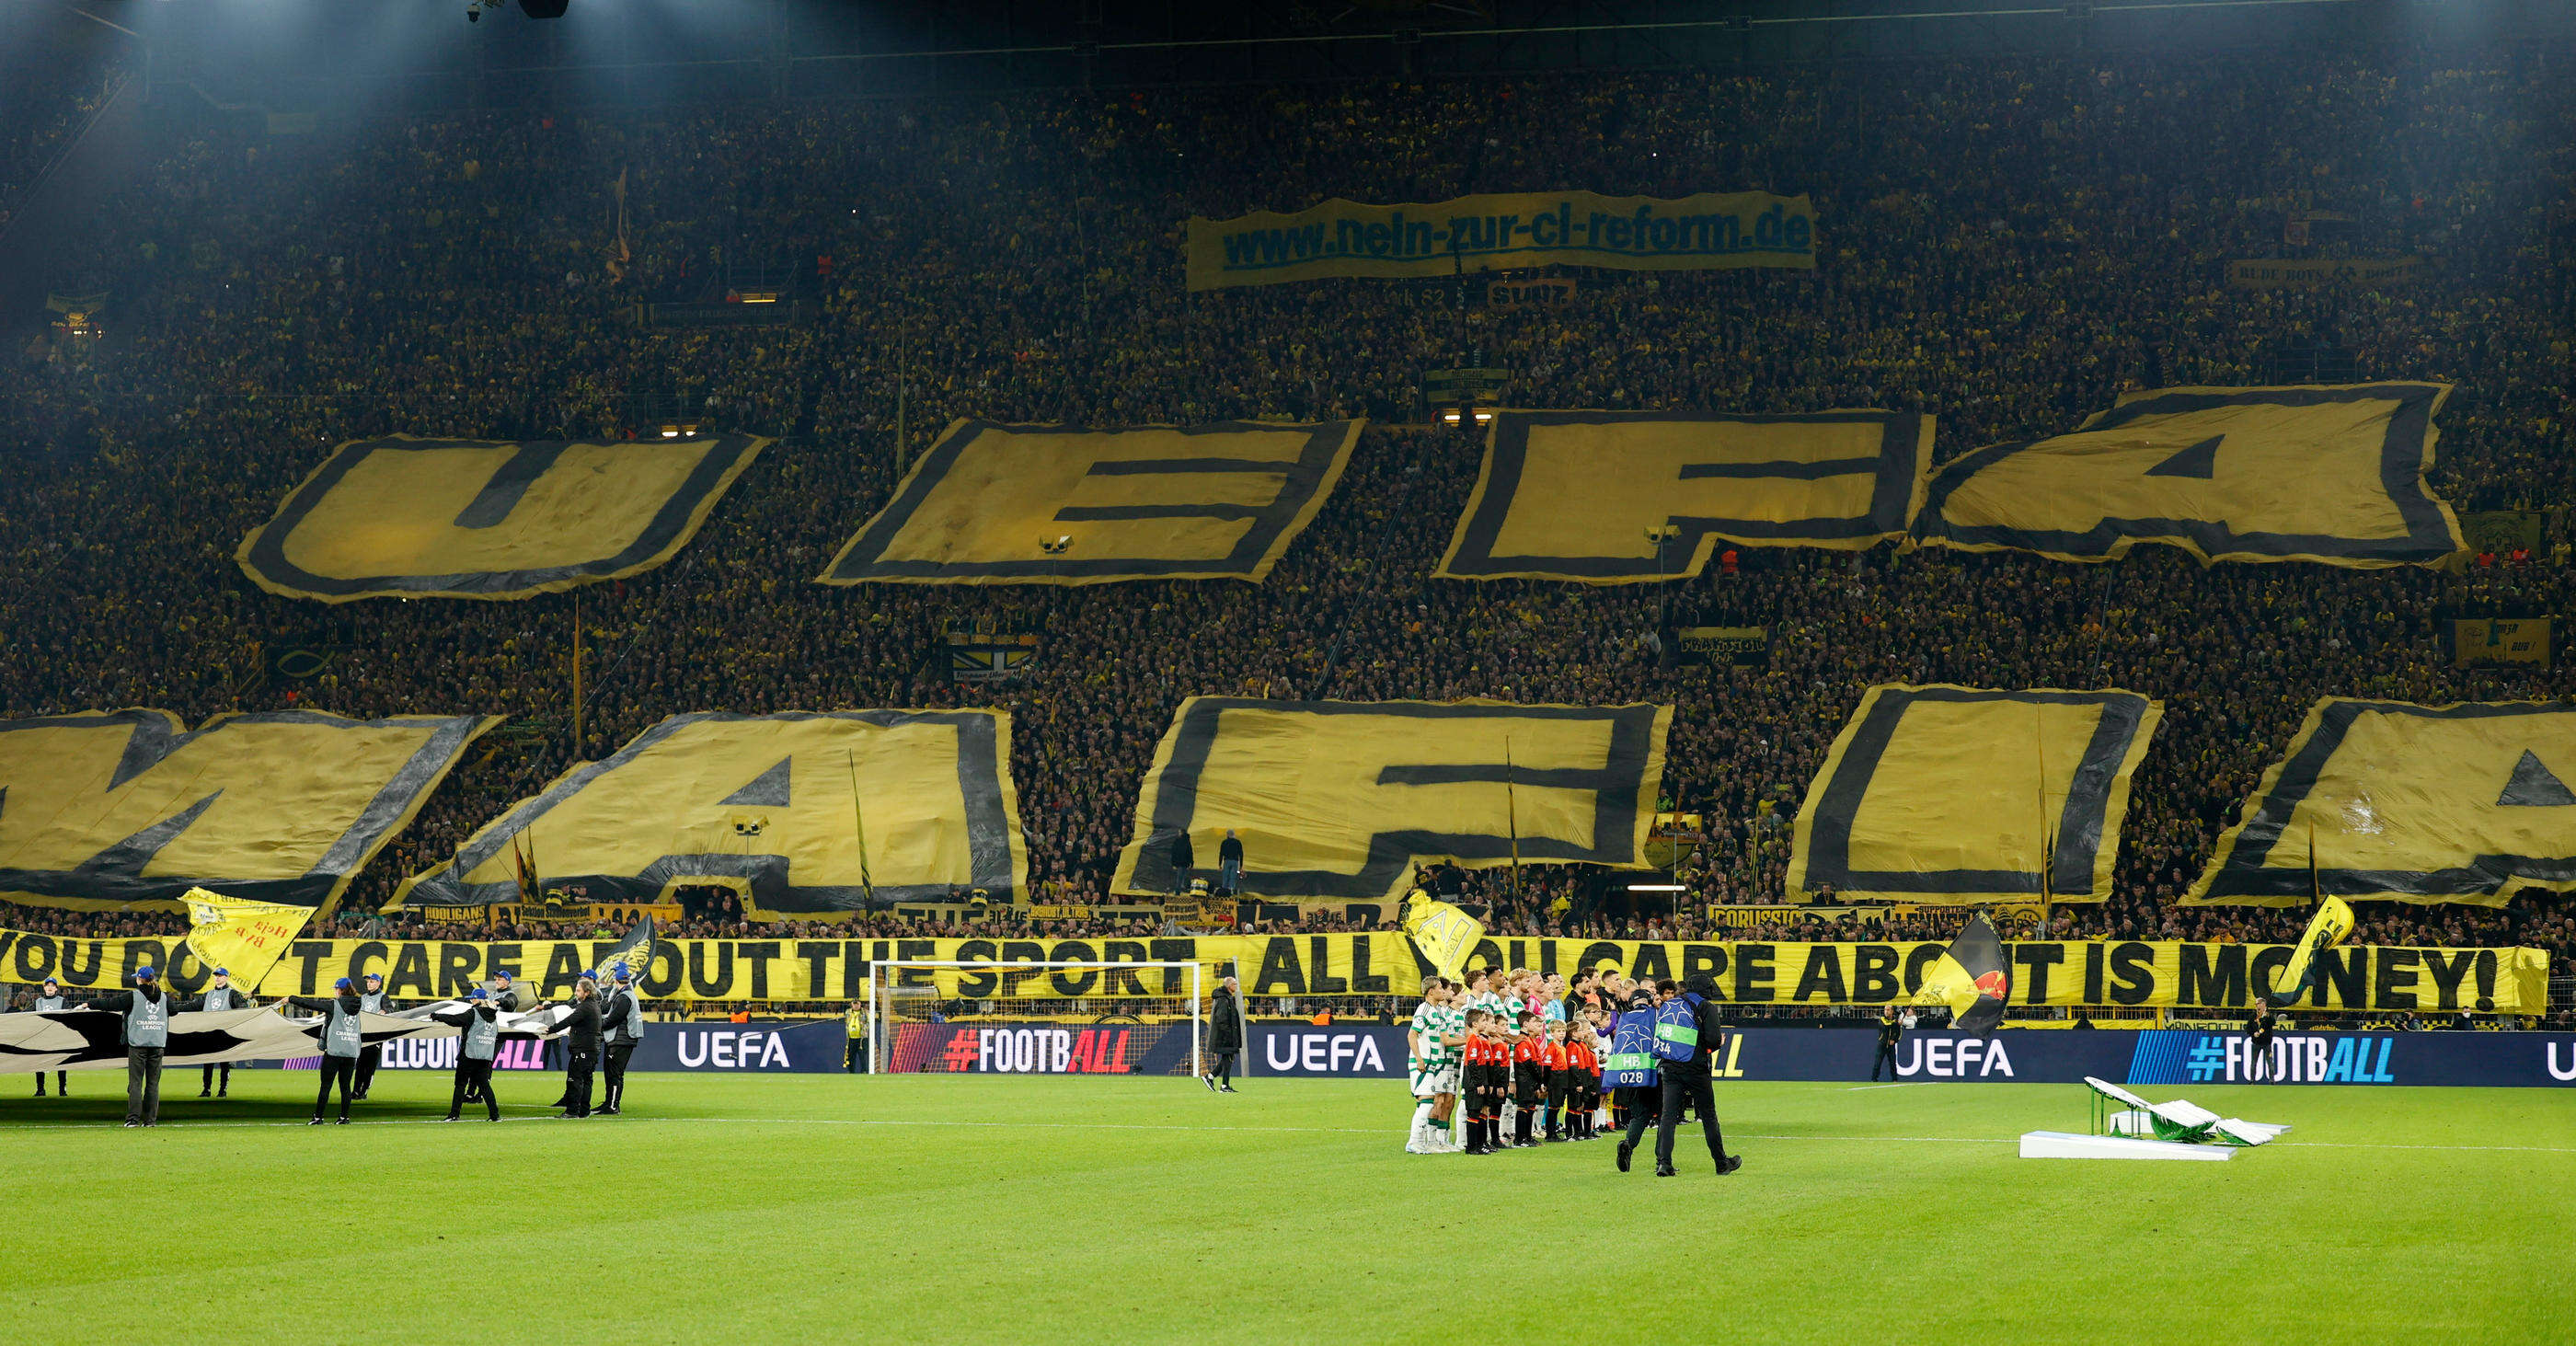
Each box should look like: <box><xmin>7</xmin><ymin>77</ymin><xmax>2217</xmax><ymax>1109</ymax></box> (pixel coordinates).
<box><xmin>555</xmin><ymin>975</ymin><xmax>604</xmax><ymax>1119</ymax></box>
<box><xmin>1870</xmin><ymin>1007</ymin><xmax>1903</xmax><ymax>1082</ymax></box>
<box><xmin>431</xmin><ymin>989</ymin><xmax>504</xmax><ymax>1122</ymax></box>
<box><xmin>178</xmin><ymin>968</ymin><xmax>248</xmax><ymax>1098</ymax></box>
<box><xmin>352</xmin><ymin>972</ymin><xmax>389</xmax><ymax>1099</ymax></box>
<box><xmin>31</xmin><ymin>976</ymin><xmax>70</xmax><ymax>1098</ymax></box>
<box><xmin>86</xmin><ymin>966</ymin><xmax>174</xmax><ymax>1127</ymax></box>
<box><xmin>1650</xmin><ymin>974</ymin><xmax>1741</xmax><ymax>1177</ymax></box>
<box><xmin>598</xmin><ymin>962</ymin><xmax>644</xmax><ymax>1116</ymax></box>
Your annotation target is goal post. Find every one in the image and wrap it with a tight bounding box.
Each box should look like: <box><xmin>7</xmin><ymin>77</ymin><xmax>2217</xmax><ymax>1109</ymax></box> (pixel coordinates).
<box><xmin>865</xmin><ymin>961</ymin><xmax>1216</xmax><ymax>1077</ymax></box>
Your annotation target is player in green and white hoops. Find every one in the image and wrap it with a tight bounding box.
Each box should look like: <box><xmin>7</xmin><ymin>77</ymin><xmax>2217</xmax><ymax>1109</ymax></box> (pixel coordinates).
<box><xmin>1406</xmin><ymin>977</ymin><xmax>1466</xmax><ymax>1154</ymax></box>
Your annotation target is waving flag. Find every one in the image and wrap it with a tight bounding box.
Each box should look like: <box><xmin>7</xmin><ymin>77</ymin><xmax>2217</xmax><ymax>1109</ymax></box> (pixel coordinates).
<box><xmin>1401</xmin><ymin>891</ymin><xmax>1484</xmax><ymax>983</ymax></box>
<box><xmin>588</xmin><ymin>915</ymin><xmax>657</xmax><ymax>984</ymax></box>
<box><xmin>2265</xmin><ymin>896</ymin><xmax>2357</xmax><ymax>1006</ymax></box>
<box><xmin>180</xmin><ymin>888</ymin><xmax>315</xmax><ymax>993</ymax></box>
<box><xmin>1915</xmin><ymin>912</ymin><xmax>2011</xmax><ymax>1035</ymax></box>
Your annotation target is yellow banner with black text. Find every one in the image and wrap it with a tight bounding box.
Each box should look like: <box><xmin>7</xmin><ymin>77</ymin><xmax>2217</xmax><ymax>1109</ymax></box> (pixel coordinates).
<box><xmin>0</xmin><ymin>928</ymin><xmax>2544</xmax><ymax>1013</ymax></box>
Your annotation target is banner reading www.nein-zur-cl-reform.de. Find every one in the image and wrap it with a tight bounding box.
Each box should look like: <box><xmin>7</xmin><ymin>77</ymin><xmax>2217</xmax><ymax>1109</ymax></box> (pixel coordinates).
<box><xmin>1186</xmin><ymin>191</ymin><xmax>1816</xmax><ymax>291</ymax></box>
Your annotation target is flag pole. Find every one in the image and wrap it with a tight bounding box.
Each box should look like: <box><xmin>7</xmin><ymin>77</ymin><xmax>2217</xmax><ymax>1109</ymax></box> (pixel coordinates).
<box><xmin>845</xmin><ymin>748</ymin><xmax>878</xmax><ymax>906</ymax></box>
<box><xmin>2033</xmin><ymin>703</ymin><xmax>2052</xmax><ymax>906</ymax></box>
<box><xmin>2308</xmin><ymin>819</ymin><xmax>2318</xmax><ymax>902</ymax></box>
<box><xmin>570</xmin><ymin>592</ymin><xmax>585</xmax><ymax>758</ymax></box>
<box><xmin>1503</xmin><ymin>737</ymin><xmax>1521</xmax><ymax>909</ymax></box>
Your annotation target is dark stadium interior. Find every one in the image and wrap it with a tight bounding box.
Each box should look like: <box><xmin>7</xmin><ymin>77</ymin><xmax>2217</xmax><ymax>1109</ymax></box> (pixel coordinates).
<box><xmin>2</xmin><ymin>0</ymin><xmax>2571</xmax><ymax>1026</ymax></box>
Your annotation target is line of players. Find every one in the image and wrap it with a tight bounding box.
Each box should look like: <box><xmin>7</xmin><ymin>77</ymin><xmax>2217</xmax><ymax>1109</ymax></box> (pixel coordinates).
<box><xmin>1406</xmin><ymin>966</ymin><xmax>1631</xmax><ymax>1155</ymax></box>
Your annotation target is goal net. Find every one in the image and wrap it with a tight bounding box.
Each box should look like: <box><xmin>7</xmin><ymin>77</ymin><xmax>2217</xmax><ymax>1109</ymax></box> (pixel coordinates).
<box><xmin>864</xmin><ymin>961</ymin><xmax>1232</xmax><ymax>1078</ymax></box>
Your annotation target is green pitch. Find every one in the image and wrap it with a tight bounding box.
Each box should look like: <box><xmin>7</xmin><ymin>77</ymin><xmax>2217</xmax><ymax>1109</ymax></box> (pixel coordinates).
<box><xmin>2</xmin><ymin>1073</ymin><xmax>2566</xmax><ymax>1343</ymax></box>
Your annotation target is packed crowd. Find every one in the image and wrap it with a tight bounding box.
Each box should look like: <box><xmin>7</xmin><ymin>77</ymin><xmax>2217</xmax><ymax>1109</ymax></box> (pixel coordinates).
<box><xmin>1</xmin><ymin>50</ymin><xmax>2572</xmax><ymax>1017</ymax></box>
<box><xmin>0</xmin><ymin>47</ymin><xmax>121</xmax><ymax>235</ymax></box>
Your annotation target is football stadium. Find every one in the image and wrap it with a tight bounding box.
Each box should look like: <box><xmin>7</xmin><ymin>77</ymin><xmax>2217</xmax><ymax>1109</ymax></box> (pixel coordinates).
<box><xmin>2</xmin><ymin>0</ymin><xmax>2572</xmax><ymax>1340</ymax></box>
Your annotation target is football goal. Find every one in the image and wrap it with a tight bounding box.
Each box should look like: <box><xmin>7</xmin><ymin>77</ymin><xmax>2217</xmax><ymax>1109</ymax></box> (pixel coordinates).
<box><xmin>864</xmin><ymin>961</ymin><xmax>1242</xmax><ymax>1079</ymax></box>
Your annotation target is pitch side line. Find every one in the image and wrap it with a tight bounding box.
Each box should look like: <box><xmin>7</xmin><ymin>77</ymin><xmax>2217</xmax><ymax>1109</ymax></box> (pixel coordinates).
<box><xmin>3</xmin><ymin>1114</ymin><xmax>2571</xmax><ymax>1154</ymax></box>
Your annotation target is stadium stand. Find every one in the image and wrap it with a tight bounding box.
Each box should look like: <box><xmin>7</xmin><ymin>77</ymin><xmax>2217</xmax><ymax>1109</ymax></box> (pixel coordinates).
<box><xmin>2</xmin><ymin>51</ymin><xmax>2570</xmax><ymax>1027</ymax></box>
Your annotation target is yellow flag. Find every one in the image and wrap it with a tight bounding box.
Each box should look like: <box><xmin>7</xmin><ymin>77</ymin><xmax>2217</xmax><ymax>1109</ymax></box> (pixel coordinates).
<box><xmin>2264</xmin><ymin>896</ymin><xmax>2357</xmax><ymax>1006</ymax></box>
<box><xmin>1401</xmin><ymin>889</ymin><xmax>1484</xmax><ymax>983</ymax></box>
<box><xmin>181</xmin><ymin>889</ymin><xmax>316</xmax><ymax>992</ymax></box>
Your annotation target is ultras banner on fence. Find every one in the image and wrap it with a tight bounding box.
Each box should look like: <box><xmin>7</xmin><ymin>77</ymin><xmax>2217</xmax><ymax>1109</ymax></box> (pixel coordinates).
<box><xmin>1788</xmin><ymin>685</ymin><xmax>2162</xmax><ymax>904</ymax></box>
<box><xmin>820</xmin><ymin>420</ymin><xmax>1363</xmax><ymax>585</ymax></box>
<box><xmin>1110</xmin><ymin>698</ymin><xmax>1671</xmax><ymax>901</ymax></box>
<box><xmin>1911</xmin><ymin>383</ymin><xmax>2462</xmax><ymax>567</ymax></box>
<box><xmin>2186</xmin><ymin>699</ymin><xmax>2576</xmax><ymax>907</ymax></box>
<box><xmin>2</xmin><ymin>930</ymin><xmax>2541</xmax><ymax>1014</ymax></box>
<box><xmin>395</xmin><ymin>710</ymin><xmax>1026</xmax><ymax>914</ymax></box>
<box><xmin>1436</xmin><ymin>410</ymin><xmax>1932</xmax><ymax>581</ymax></box>
<box><xmin>237</xmin><ymin>433</ymin><xmax>769</xmax><ymax>601</ymax></box>
<box><xmin>1185</xmin><ymin>191</ymin><xmax>1816</xmax><ymax>291</ymax></box>
<box><xmin>0</xmin><ymin>709</ymin><xmax>498</xmax><ymax>913</ymax></box>
<box><xmin>1238</xmin><ymin>1026</ymin><xmax>2576</xmax><ymax>1087</ymax></box>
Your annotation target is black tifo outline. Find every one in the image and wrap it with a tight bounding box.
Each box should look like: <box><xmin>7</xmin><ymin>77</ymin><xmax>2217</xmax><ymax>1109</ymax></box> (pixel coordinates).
<box><xmin>244</xmin><ymin>434</ymin><xmax>764</xmax><ymax>597</ymax></box>
<box><xmin>1800</xmin><ymin>687</ymin><xmax>2154</xmax><ymax>899</ymax></box>
<box><xmin>827</xmin><ymin>420</ymin><xmax>1356</xmax><ymax>581</ymax></box>
<box><xmin>2203</xmin><ymin>700</ymin><xmax>2576</xmax><ymax>900</ymax></box>
<box><xmin>1127</xmin><ymin>700</ymin><xmax>1663</xmax><ymax>899</ymax></box>
<box><xmin>1443</xmin><ymin>409</ymin><xmax>1925</xmax><ymax>579</ymax></box>
<box><xmin>402</xmin><ymin>710</ymin><xmax>1017</xmax><ymax>913</ymax></box>
<box><xmin>1913</xmin><ymin>385</ymin><xmax>2455</xmax><ymax>562</ymax></box>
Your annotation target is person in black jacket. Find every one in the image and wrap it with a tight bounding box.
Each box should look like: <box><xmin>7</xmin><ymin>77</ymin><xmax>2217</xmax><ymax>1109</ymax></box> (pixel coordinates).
<box><xmin>555</xmin><ymin>976</ymin><xmax>604</xmax><ymax>1118</ymax></box>
<box><xmin>1216</xmin><ymin>830</ymin><xmax>1245</xmax><ymax>896</ymax></box>
<box><xmin>598</xmin><ymin>964</ymin><xmax>643</xmax><ymax>1116</ymax></box>
<box><xmin>458</xmin><ymin>972</ymin><xmax>523</xmax><ymax>1109</ymax></box>
<box><xmin>29</xmin><ymin>977</ymin><xmax>70</xmax><ymax>1098</ymax></box>
<box><xmin>1629</xmin><ymin>974</ymin><xmax>1741</xmax><ymax>1178</ymax></box>
<box><xmin>430</xmin><ymin>990</ymin><xmax>504</xmax><ymax>1122</ymax></box>
<box><xmin>1202</xmin><ymin>975</ymin><xmax>1243</xmax><ymax>1093</ymax></box>
<box><xmin>352</xmin><ymin>972</ymin><xmax>388</xmax><ymax>1099</ymax></box>
<box><xmin>1870</xmin><ymin>1008</ymin><xmax>1903</xmax><ymax>1082</ymax></box>
<box><xmin>85</xmin><ymin>967</ymin><xmax>174</xmax><ymax>1127</ymax></box>
<box><xmin>177</xmin><ymin>968</ymin><xmax>249</xmax><ymax>1098</ymax></box>
<box><xmin>287</xmin><ymin>979</ymin><xmax>369</xmax><ymax>1124</ymax></box>
<box><xmin>1167</xmin><ymin>828</ymin><xmax>1195</xmax><ymax>895</ymax></box>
